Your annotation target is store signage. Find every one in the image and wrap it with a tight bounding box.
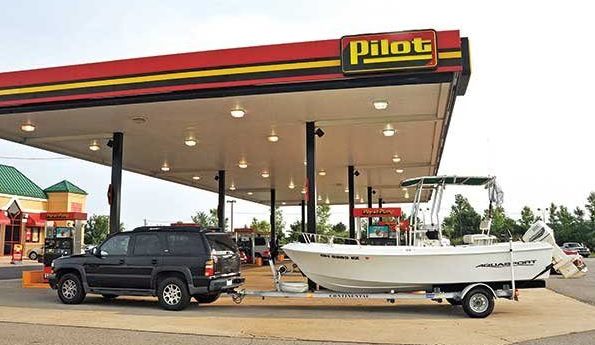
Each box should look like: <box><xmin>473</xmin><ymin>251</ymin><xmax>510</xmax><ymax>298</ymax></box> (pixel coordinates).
<box><xmin>341</xmin><ymin>30</ymin><xmax>437</xmax><ymax>74</ymax></box>
<box><xmin>11</xmin><ymin>244</ymin><xmax>23</xmax><ymax>263</ymax></box>
<box><xmin>40</xmin><ymin>212</ymin><xmax>87</xmax><ymax>221</ymax></box>
<box><xmin>353</xmin><ymin>207</ymin><xmax>402</xmax><ymax>217</ymax></box>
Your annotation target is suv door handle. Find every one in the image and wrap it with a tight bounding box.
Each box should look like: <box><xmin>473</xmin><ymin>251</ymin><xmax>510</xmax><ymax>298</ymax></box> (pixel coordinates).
<box><xmin>119</xmin><ymin>259</ymin><xmax>125</xmax><ymax>264</ymax></box>
<box><xmin>151</xmin><ymin>259</ymin><xmax>158</xmax><ymax>265</ymax></box>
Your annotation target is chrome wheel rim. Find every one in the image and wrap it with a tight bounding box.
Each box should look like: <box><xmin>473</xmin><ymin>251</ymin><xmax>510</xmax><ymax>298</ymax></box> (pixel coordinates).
<box><xmin>163</xmin><ymin>283</ymin><xmax>182</xmax><ymax>305</ymax></box>
<box><xmin>470</xmin><ymin>293</ymin><xmax>489</xmax><ymax>313</ymax></box>
<box><xmin>61</xmin><ymin>279</ymin><xmax>77</xmax><ymax>299</ymax></box>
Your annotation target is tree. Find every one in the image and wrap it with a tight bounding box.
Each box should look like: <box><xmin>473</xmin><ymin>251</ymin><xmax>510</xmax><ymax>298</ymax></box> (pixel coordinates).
<box><xmin>441</xmin><ymin>194</ymin><xmax>481</xmax><ymax>243</ymax></box>
<box><xmin>191</xmin><ymin>211</ymin><xmax>215</xmax><ymax>227</ymax></box>
<box><xmin>286</xmin><ymin>220</ymin><xmax>304</xmax><ymax>243</ymax></box>
<box><xmin>316</xmin><ymin>204</ymin><xmax>332</xmax><ymax>234</ymax></box>
<box><xmin>585</xmin><ymin>192</ymin><xmax>595</xmax><ymax>222</ymax></box>
<box><xmin>250</xmin><ymin>217</ymin><xmax>270</xmax><ymax>234</ymax></box>
<box><xmin>331</xmin><ymin>222</ymin><xmax>347</xmax><ymax>236</ymax></box>
<box><xmin>191</xmin><ymin>208</ymin><xmax>228</xmax><ymax>230</ymax></box>
<box><xmin>84</xmin><ymin>214</ymin><xmax>122</xmax><ymax>245</ymax></box>
<box><xmin>485</xmin><ymin>206</ymin><xmax>522</xmax><ymax>240</ymax></box>
<box><xmin>519</xmin><ymin>206</ymin><xmax>536</xmax><ymax>229</ymax></box>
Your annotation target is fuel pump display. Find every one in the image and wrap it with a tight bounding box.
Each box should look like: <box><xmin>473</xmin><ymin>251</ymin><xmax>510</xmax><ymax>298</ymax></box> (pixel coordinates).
<box><xmin>42</xmin><ymin>227</ymin><xmax>74</xmax><ymax>265</ymax></box>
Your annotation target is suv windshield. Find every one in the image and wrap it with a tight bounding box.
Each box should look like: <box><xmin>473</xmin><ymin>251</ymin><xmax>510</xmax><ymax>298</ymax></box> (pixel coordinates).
<box><xmin>206</xmin><ymin>233</ymin><xmax>237</xmax><ymax>253</ymax></box>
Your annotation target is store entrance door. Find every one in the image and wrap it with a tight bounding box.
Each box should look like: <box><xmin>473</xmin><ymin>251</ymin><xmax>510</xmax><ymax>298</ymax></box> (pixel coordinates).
<box><xmin>3</xmin><ymin>202</ymin><xmax>23</xmax><ymax>256</ymax></box>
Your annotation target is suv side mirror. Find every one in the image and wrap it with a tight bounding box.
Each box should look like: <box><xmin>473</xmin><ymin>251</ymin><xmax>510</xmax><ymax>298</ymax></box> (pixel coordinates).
<box><xmin>91</xmin><ymin>247</ymin><xmax>101</xmax><ymax>257</ymax></box>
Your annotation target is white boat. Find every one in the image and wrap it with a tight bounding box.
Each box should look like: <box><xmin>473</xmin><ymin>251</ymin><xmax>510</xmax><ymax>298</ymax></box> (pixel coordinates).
<box><xmin>283</xmin><ymin>176</ymin><xmax>587</xmax><ymax>293</ymax></box>
<box><xmin>283</xmin><ymin>241</ymin><xmax>553</xmax><ymax>293</ymax></box>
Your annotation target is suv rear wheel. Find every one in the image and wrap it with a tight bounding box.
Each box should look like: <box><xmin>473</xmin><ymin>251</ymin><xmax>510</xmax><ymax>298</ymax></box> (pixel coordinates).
<box><xmin>57</xmin><ymin>273</ymin><xmax>86</xmax><ymax>304</ymax></box>
<box><xmin>193</xmin><ymin>292</ymin><xmax>221</xmax><ymax>304</ymax></box>
<box><xmin>157</xmin><ymin>277</ymin><xmax>190</xmax><ymax>311</ymax></box>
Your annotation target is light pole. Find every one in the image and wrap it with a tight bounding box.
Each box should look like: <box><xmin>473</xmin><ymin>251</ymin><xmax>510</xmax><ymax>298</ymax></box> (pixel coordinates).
<box><xmin>227</xmin><ymin>200</ymin><xmax>236</xmax><ymax>233</ymax></box>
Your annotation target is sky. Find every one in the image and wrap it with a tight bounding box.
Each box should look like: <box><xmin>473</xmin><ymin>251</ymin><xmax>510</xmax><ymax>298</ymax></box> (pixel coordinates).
<box><xmin>1</xmin><ymin>1</ymin><xmax>594</xmax><ymax>230</ymax></box>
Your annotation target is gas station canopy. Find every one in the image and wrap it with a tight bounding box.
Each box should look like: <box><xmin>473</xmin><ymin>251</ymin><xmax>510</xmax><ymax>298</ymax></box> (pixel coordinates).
<box><xmin>0</xmin><ymin>29</ymin><xmax>470</xmax><ymax>206</ymax></box>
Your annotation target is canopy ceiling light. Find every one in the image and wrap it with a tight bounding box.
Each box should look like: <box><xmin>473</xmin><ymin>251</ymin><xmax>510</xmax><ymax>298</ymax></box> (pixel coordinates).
<box><xmin>230</xmin><ymin>108</ymin><xmax>246</xmax><ymax>118</ymax></box>
<box><xmin>392</xmin><ymin>154</ymin><xmax>401</xmax><ymax>163</ymax></box>
<box><xmin>229</xmin><ymin>183</ymin><xmax>236</xmax><ymax>191</ymax></box>
<box><xmin>395</xmin><ymin>168</ymin><xmax>404</xmax><ymax>174</ymax></box>
<box><xmin>130</xmin><ymin>115</ymin><xmax>148</xmax><ymax>125</ymax></box>
<box><xmin>382</xmin><ymin>124</ymin><xmax>396</xmax><ymax>137</ymax></box>
<box><xmin>192</xmin><ymin>176</ymin><xmax>201</xmax><ymax>181</ymax></box>
<box><xmin>20</xmin><ymin>122</ymin><xmax>36</xmax><ymax>132</ymax></box>
<box><xmin>184</xmin><ymin>134</ymin><xmax>198</xmax><ymax>147</ymax></box>
<box><xmin>261</xmin><ymin>170</ymin><xmax>270</xmax><ymax>178</ymax></box>
<box><xmin>88</xmin><ymin>140</ymin><xmax>101</xmax><ymax>151</ymax></box>
<box><xmin>344</xmin><ymin>187</ymin><xmax>349</xmax><ymax>193</ymax></box>
<box><xmin>318</xmin><ymin>194</ymin><xmax>323</xmax><ymax>201</ymax></box>
<box><xmin>301</xmin><ymin>188</ymin><xmax>306</xmax><ymax>194</ymax></box>
<box><xmin>318</xmin><ymin>169</ymin><xmax>327</xmax><ymax>176</ymax></box>
<box><xmin>288</xmin><ymin>179</ymin><xmax>295</xmax><ymax>189</ymax></box>
<box><xmin>238</xmin><ymin>159</ymin><xmax>248</xmax><ymax>169</ymax></box>
<box><xmin>373</xmin><ymin>100</ymin><xmax>389</xmax><ymax>110</ymax></box>
<box><xmin>325</xmin><ymin>196</ymin><xmax>330</xmax><ymax>204</ymax></box>
<box><xmin>267</xmin><ymin>130</ymin><xmax>279</xmax><ymax>142</ymax></box>
<box><xmin>160</xmin><ymin>162</ymin><xmax>170</xmax><ymax>172</ymax></box>
<box><xmin>246</xmin><ymin>191</ymin><xmax>254</xmax><ymax>195</ymax></box>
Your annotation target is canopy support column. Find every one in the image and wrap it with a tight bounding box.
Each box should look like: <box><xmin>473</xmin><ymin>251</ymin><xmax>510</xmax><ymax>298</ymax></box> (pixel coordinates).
<box><xmin>306</xmin><ymin>122</ymin><xmax>316</xmax><ymax>234</ymax></box>
<box><xmin>109</xmin><ymin>132</ymin><xmax>123</xmax><ymax>234</ymax></box>
<box><xmin>301</xmin><ymin>199</ymin><xmax>306</xmax><ymax>233</ymax></box>
<box><xmin>217</xmin><ymin>170</ymin><xmax>225</xmax><ymax>230</ymax></box>
<box><xmin>378</xmin><ymin>197</ymin><xmax>383</xmax><ymax>222</ymax></box>
<box><xmin>306</xmin><ymin>122</ymin><xmax>317</xmax><ymax>291</ymax></box>
<box><xmin>367</xmin><ymin>186</ymin><xmax>373</xmax><ymax>225</ymax></box>
<box><xmin>348</xmin><ymin>165</ymin><xmax>355</xmax><ymax>238</ymax></box>
<box><xmin>270</xmin><ymin>188</ymin><xmax>277</xmax><ymax>263</ymax></box>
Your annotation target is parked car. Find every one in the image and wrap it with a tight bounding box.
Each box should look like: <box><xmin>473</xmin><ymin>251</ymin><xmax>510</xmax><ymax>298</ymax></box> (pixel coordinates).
<box><xmin>26</xmin><ymin>246</ymin><xmax>43</xmax><ymax>261</ymax></box>
<box><xmin>48</xmin><ymin>225</ymin><xmax>244</xmax><ymax>311</ymax></box>
<box><xmin>562</xmin><ymin>242</ymin><xmax>591</xmax><ymax>258</ymax></box>
<box><xmin>253</xmin><ymin>236</ymin><xmax>271</xmax><ymax>262</ymax></box>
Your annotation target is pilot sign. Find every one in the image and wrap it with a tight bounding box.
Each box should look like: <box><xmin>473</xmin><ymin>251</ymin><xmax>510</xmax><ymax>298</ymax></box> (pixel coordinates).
<box><xmin>341</xmin><ymin>30</ymin><xmax>438</xmax><ymax>74</ymax></box>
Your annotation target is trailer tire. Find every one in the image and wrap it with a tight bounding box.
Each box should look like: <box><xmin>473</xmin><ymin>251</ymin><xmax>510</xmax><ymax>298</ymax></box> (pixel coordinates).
<box><xmin>462</xmin><ymin>287</ymin><xmax>494</xmax><ymax>318</ymax></box>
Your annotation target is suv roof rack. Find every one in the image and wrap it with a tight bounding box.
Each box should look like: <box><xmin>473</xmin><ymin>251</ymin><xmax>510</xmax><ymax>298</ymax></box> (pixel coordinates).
<box><xmin>130</xmin><ymin>225</ymin><xmax>225</xmax><ymax>233</ymax></box>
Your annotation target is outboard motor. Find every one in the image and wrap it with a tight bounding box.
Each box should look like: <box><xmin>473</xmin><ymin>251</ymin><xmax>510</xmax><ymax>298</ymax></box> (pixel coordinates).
<box><xmin>522</xmin><ymin>221</ymin><xmax>587</xmax><ymax>278</ymax></box>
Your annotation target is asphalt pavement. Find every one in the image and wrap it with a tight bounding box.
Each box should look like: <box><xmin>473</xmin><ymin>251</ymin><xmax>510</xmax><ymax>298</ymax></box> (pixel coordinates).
<box><xmin>546</xmin><ymin>257</ymin><xmax>595</xmax><ymax>306</ymax></box>
<box><xmin>0</xmin><ymin>264</ymin><xmax>42</xmax><ymax>280</ymax></box>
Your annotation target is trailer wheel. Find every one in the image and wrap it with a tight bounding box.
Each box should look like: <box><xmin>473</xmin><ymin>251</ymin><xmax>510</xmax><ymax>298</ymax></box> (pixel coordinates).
<box><xmin>462</xmin><ymin>287</ymin><xmax>494</xmax><ymax>318</ymax></box>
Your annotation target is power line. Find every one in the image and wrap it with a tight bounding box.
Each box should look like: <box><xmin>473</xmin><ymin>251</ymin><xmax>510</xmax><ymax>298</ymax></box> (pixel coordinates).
<box><xmin>0</xmin><ymin>155</ymin><xmax>71</xmax><ymax>160</ymax></box>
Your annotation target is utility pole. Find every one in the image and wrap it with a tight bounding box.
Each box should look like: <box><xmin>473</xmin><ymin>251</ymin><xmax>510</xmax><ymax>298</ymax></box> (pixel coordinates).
<box><xmin>227</xmin><ymin>200</ymin><xmax>236</xmax><ymax>233</ymax></box>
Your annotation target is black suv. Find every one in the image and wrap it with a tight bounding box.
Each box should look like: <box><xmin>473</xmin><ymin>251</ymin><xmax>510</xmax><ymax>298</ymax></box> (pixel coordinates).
<box><xmin>48</xmin><ymin>226</ymin><xmax>244</xmax><ymax>310</ymax></box>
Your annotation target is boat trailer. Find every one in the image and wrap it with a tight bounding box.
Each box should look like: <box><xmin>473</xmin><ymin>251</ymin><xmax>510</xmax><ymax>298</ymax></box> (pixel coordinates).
<box><xmin>228</xmin><ymin>260</ymin><xmax>526</xmax><ymax>318</ymax></box>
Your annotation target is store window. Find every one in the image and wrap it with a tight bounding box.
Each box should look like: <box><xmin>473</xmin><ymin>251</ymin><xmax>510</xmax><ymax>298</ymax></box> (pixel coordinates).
<box><xmin>25</xmin><ymin>228</ymin><xmax>41</xmax><ymax>243</ymax></box>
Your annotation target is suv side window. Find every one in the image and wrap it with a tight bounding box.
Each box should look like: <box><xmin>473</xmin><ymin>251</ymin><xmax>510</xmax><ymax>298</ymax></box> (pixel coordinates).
<box><xmin>133</xmin><ymin>233</ymin><xmax>163</xmax><ymax>256</ymax></box>
<box><xmin>100</xmin><ymin>235</ymin><xmax>131</xmax><ymax>256</ymax></box>
<box><xmin>254</xmin><ymin>237</ymin><xmax>267</xmax><ymax>246</ymax></box>
<box><xmin>166</xmin><ymin>232</ymin><xmax>206</xmax><ymax>256</ymax></box>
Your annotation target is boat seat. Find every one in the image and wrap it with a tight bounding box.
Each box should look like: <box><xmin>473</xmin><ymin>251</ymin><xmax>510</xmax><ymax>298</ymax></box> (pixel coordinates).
<box><xmin>269</xmin><ymin>260</ymin><xmax>309</xmax><ymax>293</ymax></box>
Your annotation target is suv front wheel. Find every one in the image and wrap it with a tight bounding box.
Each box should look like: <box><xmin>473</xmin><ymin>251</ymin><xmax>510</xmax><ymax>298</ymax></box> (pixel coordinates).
<box><xmin>57</xmin><ymin>273</ymin><xmax>86</xmax><ymax>304</ymax></box>
<box><xmin>157</xmin><ymin>277</ymin><xmax>190</xmax><ymax>311</ymax></box>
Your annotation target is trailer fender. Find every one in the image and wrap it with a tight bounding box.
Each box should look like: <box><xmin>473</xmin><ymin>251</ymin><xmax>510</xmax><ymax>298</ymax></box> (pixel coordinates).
<box><xmin>460</xmin><ymin>283</ymin><xmax>496</xmax><ymax>300</ymax></box>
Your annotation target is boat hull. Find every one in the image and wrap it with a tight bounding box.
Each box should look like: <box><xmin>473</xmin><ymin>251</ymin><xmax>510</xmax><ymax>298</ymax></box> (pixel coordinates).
<box><xmin>282</xmin><ymin>242</ymin><xmax>553</xmax><ymax>293</ymax></box>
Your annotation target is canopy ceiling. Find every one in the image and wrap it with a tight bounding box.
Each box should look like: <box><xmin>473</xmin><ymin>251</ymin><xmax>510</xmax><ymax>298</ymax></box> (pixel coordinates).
<box><xmin>0</xmin><ymin>29</ymin><xmax>470</xmax><ymax>206</ymax></box>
